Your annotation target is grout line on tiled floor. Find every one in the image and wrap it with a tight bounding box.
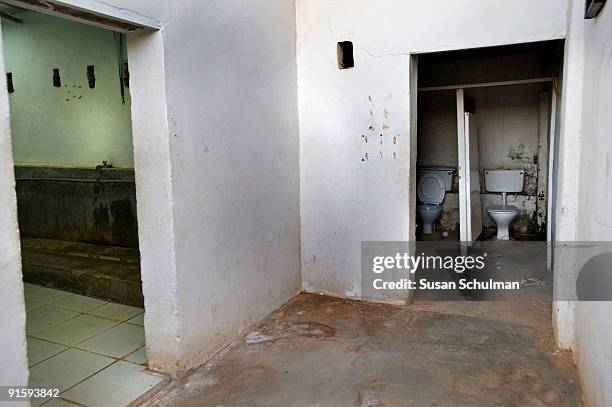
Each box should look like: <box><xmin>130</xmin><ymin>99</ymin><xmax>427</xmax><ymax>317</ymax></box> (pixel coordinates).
<box><xmin>27</xmin><ymin>308</ymin><xmax>83</xmax><ymax>336</ymax></box>
<box><xmin>28</xmin><ymin>332</ymin><xmax>149</xmax><ymax>367</ymax></box>
<box><xmin>26</xmin><ymin>284</ymin><xmax>151</xmax><ymax>405</ymax></box>
<box><xmin>120</xmin><ymin>345</ymin><xmax>147</xmax><ymax>364</ymax></box>
<box><xmin>41</xmin><ymin>397</ymin><xmax>89</xmax><ymax>407</ymax></box>
<box><xmin>52</xmin><ymin>300</ymin><xmax>110</xmax><ymax>314</ymax></box>
<box><xmin>57</xmin><ymin>360</ymin><xmax>125</xmax><ymax>406</ymax></box>
<box><xmin>26</xmin><ymin>337</ymin><xmax>70</xmax><ymax>369</ymax></box>
<box><xmin>27</xmin><ymin>312</ymin><xmax>146</xmax><ymax>363</ymax></box>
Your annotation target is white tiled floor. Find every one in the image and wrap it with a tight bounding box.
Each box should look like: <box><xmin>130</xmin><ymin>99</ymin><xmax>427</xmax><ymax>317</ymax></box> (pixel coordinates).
<box><xmin>88</xmin><ymin>302</ymin><xmax>143</xmax><ymax>322</ymax></box>
<box><xmin>24</xmin><ymin>284</ymin><xmax>165</xmax><ymax>407</ymax></box>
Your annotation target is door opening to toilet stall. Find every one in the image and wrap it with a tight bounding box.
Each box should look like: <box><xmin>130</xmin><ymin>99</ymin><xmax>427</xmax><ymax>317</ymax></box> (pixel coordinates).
<box><xmin>415</xmin><ymin>41</ymin><xmax>563</xmax><ymax>242</ymax></box>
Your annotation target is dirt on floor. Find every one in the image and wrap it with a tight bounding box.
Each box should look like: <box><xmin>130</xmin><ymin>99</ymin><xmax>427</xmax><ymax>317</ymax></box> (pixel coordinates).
<box><xmin>141</xmin><ymin>294</ymin><xmax>581</xmax><ymax>407</ymax></box>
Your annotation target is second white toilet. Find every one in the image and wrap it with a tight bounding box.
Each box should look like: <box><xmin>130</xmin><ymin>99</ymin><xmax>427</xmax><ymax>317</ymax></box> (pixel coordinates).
<box><xmin>484</xmin><ymin>169</ymin><xmax>525</xmax><ymax>240</ymax></box>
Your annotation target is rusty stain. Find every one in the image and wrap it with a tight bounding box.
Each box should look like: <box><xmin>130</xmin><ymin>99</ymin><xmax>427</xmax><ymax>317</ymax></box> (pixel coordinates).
<box><xmin>393</xmin><ymin>136</ymin><xmax>397</xmax><ymax>145</ymax></box>
<box><xmin>369</xmin><ymin>109</ymin><xmax>374</xmax><ymax>116</ymax></box>
<box><xmin>368</xmin><ymin>125</ymin><xmax>375</xmax><ymax>131</ymax></box>
<box><xmin>383</xmin><ymin>124</ymin><xmax>390</xmax><ymax>130</ymax></box>
<box><xmin>365</xmin><ymin>153</ymin><xmax>369</xmax><ymax>160</ymax></box>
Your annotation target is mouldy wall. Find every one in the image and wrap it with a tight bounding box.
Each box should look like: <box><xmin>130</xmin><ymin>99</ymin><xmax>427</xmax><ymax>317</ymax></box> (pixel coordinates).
<box><xmin>14</xmin><ymin>166</ymin><xmax>138</xmax><ymax>247</ymax></box>
<box><xmin>2</xmin><ymin>10</ymin><xmax>133</xmax><ymax>168</ymax></box>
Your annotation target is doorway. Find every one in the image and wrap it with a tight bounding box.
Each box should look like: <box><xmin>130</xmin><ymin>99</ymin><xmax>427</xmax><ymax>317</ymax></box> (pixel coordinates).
<box><xmin>414</xmin><ymin>41</ymin><xmax>563</xmax><ymax>243</ymax></box>
<box><xmin>1</xmin><ymin>4</ymin><xmax>165</xmax><ymax>405</ymax></box>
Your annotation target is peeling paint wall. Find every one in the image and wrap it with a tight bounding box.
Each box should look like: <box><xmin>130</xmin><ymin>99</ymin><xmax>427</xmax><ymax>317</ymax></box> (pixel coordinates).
<box><xmin>298</xmin><ymin>0</ymin><xmax>568</xmax><ymax>298</ymax></box>
<box><xmin>2</xmin><ymin>10</ymin><xmax>133</xmax><ymax>168</ymax></box>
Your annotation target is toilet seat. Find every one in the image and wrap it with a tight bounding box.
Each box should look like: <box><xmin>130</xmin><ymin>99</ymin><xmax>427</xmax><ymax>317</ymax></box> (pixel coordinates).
<box><xmin>487</xmin><ymin>204</ymin><xmax>519</xmax><ymax>214</ymax></box>
<box><xmin>418</xmin><ymin>173</ymin><xmax>445</xmax><ymax>204</ymax></box>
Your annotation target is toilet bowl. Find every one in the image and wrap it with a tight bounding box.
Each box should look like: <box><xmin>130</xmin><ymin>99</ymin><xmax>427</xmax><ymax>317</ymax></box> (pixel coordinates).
<box><xmin>487</xmin><ymin>205</ymin><xmax>519</xmax><ymax>240</ymax></box>
<box><xmin>484</xmin><ymin>170</ymin><xmax>525</xmax><ymax>240</ymax></box>
<box><xmin>417</xmin><ymin>204</ymin><xmax>443</xmax><ymax>234</ymax></box>
<box><xmin>417</xmin><ymin>171</ymin><xmax>448</xmax><ymax>234</ymax></box>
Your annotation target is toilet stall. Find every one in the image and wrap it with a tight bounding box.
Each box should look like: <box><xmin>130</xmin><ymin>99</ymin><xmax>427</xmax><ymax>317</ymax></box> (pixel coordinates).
<box><xmin>415</xmin><ymin>41</ymin><xmax>562</xmax><ymax>242</ymax></box>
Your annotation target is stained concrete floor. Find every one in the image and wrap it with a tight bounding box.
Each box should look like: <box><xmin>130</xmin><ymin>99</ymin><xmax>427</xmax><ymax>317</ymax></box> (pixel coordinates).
<box><xmin>21</xmin><ymin>238</ymin><xmax>143</xmax><ymax>306</ymax></box>
<box><xmin>143</xmin><ymin>294</ymin><xmax>581</xmax><ymax>407</ymax></box>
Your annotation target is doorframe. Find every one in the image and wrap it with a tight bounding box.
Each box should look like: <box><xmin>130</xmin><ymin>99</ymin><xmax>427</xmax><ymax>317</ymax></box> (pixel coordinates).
<box><xmin>0</xmin><ymin>1</ymin><xmax>182</xmax><ymax>377</ymax></box>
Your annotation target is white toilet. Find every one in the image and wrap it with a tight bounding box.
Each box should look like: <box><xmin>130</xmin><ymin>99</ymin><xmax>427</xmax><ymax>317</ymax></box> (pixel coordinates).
<box><xmin>484</xmin><ymin>169</ymin><xmax>525</xmax><ymax>240</ymax></box>
<box><xmin>417</xmin><ymin>167</ymin><xmax>454</xmax><ymax>234</ymax></box>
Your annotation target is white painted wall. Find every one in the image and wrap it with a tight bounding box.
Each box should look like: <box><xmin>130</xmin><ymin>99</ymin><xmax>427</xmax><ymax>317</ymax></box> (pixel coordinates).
<box><xmin>160</xmin><ymin>0</ymin><xmax>301</xmax><ymax>374</ymax></box>
<box><xmin>297</xmin><ymin>0</ymin><xmax>568</xmax><ymax>297</ymax></box>
<box><xmin>0</xmin><ymin>19</ymin><xmax>29</xmax><ymax>402</ymax></box>
<box><xmin>557</xmin><ymin>1</ymin><xmax>612</xmax><ymax>405</ymax></box>
<box><xmin>99</xmin><ymin>0</ymin><xmax>302</xmax><ymax>375</ymax></box>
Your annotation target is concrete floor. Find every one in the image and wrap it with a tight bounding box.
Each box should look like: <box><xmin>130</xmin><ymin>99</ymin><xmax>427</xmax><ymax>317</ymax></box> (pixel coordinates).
<box><xmin>143</xmin><ymin>294</ymin><xmax>581</xmax><ymax>406</ymax></box>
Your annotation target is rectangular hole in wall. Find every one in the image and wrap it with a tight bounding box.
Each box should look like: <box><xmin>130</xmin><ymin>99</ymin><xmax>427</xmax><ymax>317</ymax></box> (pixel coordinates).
<box><xmin>6</xmin><ymin>72</ymin><xmax>14</xmax><ymax>93</ymax></box>
<box><xmin>52</xmin><ymin>68</ymin><xmax>61</xmax><ymax>87</ymax></box>
<box><xmin>87</xmin><ymin>65</ymin><xmax>96</xmax><ymax>88</ymax></box>
<box><xmin>337</xmin><ymin>41</ymin><xmax>354</xmax><ymax>69</ymax></box>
